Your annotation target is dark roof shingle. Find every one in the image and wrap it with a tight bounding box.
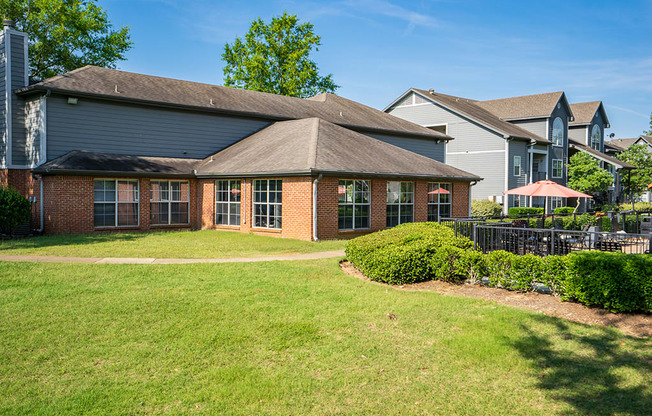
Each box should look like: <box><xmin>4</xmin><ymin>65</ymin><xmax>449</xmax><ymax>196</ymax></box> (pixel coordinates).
<box><xmin>18</xmin><ymin>66</ymin><xmax>451</xmax><ymax>141</ymax></box>
<box><xmin>475</xmin><ymin>91</ymin><xmax>566</xmax><ymax>120</ymax></box>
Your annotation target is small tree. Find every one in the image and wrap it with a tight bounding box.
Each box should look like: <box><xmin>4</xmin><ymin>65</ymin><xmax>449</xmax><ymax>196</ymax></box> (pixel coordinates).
<box><xmin>222</xmin><ymin>13</ymin><xmax>338</xmax><ymax>98</ymax></box>
<box><xmin>567</xmin><ymin>152</ymin><xmax>613</xmax><ymax>208</ymax></box>
<box><xmin>617</xmin><ymin>143</ymin><xmax>652</xmax><ymax>202</ymax></box>
<box><xmin>0</xmin><ymin>187</ymin><xmax>31</xmax><ymax>236</ymax></box>
<box><xmin>645</xmin><ymin>112</ymin><xmax>652</xmax><ymax>136</ymax></box>
<box><xmin>0</xmin><ymin>0</ymin><xmax>132</xmax><ymax>80</ymax></box>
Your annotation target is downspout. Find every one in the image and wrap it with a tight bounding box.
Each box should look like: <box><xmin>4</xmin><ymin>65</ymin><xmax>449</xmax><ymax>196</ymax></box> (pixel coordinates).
<box><xmin>312</xmin><ymin>174</ymin><xmax>323</xmax><ymax>241</ymax></box>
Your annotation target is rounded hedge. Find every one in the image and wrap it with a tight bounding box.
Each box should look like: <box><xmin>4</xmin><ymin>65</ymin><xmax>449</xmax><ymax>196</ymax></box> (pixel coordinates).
<box><xmin>0</xmin><ymin>187</ymin><xmax>31</xmax><ymax>236</ymax></box>
<box><xmin>471</xmin><ymin>199</ymin><xmax>503</xmax><ymax>217</ymax></box>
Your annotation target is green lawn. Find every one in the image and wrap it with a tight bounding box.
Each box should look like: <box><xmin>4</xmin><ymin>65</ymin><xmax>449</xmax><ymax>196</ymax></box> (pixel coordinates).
<box><xmin>1</xmin><ymin>259</ymin><xmax>650</xmax><ymax>415</ymax></box>
<box><xmin>0</xmin><ymin>230</ymin><xmax>345</xmax><ymax>259</ymax></box>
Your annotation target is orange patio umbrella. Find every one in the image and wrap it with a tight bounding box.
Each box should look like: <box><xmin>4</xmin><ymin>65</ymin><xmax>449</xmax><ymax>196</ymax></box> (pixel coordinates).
<box><xmin>503</xmin><ymin>180</ymin><xmax>592</xmax><ymax>213</ymax></box>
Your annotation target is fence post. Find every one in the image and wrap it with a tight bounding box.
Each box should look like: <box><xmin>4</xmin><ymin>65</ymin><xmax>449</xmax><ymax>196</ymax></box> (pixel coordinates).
<box><xmin>473</xmin><ymin>224</ymin><xmax>478</xmax><ymax>251</ymax></box>
<box><xmin>550</xmin><ymin>228</ymin><xmax>555</xmax><ymax>255</ymax></box>
<box><xmin>649</xmin><ymin>232</ymin><xmax>652</xmax><ymax>254</ymax></box>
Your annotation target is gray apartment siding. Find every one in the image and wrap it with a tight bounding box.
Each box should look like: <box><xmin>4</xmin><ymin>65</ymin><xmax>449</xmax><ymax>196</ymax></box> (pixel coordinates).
<box><xmin>0</xmin><ymin>32</ymin><xmax>5</xmax><ymax>166</ymax></box>
<box><xmin>569</xmin><ymin>126</ymin><xmax>588</xmax><ymax>143</ymax></box>
<box><xmin>20</xmin><ymin>97</ymin><xmax>43</xmax><ymax>166</ymax></box>
<box><xmin>9</xmin><ymin>33</ymin><xmax>27</xmax><ymax>165</ymax></box>
<box><xmin>547</xmin><ymin>100</ymin><xmax>570</xmax><ymax>187</ymax></box>
<box><xmin>448</xmin><ymin>151</ymin><xmax>504</xmax><ymax>202</ymax></box>
<box><xmin>45</xmin><ymin>95</ymin><xmax>272</xmax><ymax>160</ymax></box>
<box><xmin>510</xmin><ymin>118</ymin><xmax>547</xmax><ymax>138</ymax></box>
<box><xmin>507</xmin><ymin>140</ymin><xmax>528</xmax><ymax>208</ymax></box>
<box><xmin>366</xmin><ymin>132</ymin><xmax>445</xmax><ymax>162</ymax></box>
<box><xmin>591</xmin><ymin>111</ymin><xmax>606</xmax><ymax>152</ymax></box>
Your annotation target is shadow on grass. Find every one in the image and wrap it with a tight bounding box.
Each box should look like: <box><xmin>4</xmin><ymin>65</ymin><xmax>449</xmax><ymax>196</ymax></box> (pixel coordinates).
<box><xmin>0</xmin><ymin>232</ymin><xmax>148</xmax><ymax>251</ymax></box>
<box><xmin>506</xmin><ymin>316</ymin><xmax>652</xmax><ymax>415</ymax></box>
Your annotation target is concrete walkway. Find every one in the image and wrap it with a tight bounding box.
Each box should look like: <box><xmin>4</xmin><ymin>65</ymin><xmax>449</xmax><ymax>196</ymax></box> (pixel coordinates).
<box><xmin>0</xmin><ymin>250</ymin><xmax>346</xmax><ymax>265</ymax></box>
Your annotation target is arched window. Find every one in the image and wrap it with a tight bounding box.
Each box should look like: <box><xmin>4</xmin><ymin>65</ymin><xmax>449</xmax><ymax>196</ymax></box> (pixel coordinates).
<box><xmin>591</xmin><ymin>124</ymin><xmax>601</xmax><ymax>150</ymax></box>
<box><xmin>552</xmin><ymin>117</ymin><xmax>564</xmax><ymax>146</ymax></box>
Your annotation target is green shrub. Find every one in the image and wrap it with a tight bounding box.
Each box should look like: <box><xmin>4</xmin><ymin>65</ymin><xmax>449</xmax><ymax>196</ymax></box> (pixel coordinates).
<box><xmin>619</xmin><ymin>202</ymin><xmax>652</xmax><ymax>213</ymax></box>
<box><xmin>599</xmin><ymin>203</ymin><xmax>619</xmax><ymax>212</ymax></box>
<box><xmin>0</xmin><ymin>187</ymin><xmax>31</xmax><ymax>236</ymax></box>
<box><xmin>508</xmin><ymin>207</ymin><xmax>544</xmax><ymax>216</ymax></box>
<box><xmin>345</xmin><ymin>222</ymin><xmax>473</xmax><ymax>285</ymax></box>
<box><xmin>541</xmin><ymin>255</ymin><xmax>571</xmax><ymax>295</ymax></box>
<box><xmin>564</xmin><ymin>252</ymin><xmax>652</xmax><ymax>313</ymax></box>
<box><xmin>528</xmin><ymin>213</ymin><xmax>598</xmax><ymax>231</ymax></box>
<box><xmin>554</xmin><ymin>207</ymin><xmax>575</xmax><ymax>214</ymax></box>
<box><xmin>471</xmin><ymin>199</ymin><xmax>503</xmax><ymax>217</ymax></box>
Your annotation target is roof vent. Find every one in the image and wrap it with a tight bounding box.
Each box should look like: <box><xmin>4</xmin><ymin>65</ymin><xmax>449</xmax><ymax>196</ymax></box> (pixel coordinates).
<box><xmin>3</xmin><ymin>19</ymin><xmax>15</xmax><ymax>29</ymax></box>
<box><xmin>428</xmin><ymin>89</ymin><xmax>434</xmax><ymax>94</ymax></box>
<box><xmin>114</xmin><ymin>84</ymin><xmax>120</xmax><ymax>93</ymax></box>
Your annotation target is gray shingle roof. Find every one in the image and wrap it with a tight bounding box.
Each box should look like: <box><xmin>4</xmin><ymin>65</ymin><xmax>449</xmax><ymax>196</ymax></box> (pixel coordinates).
<box><xmin>411</xmin><ymin>89</ymin><xmax>551</xmax><ymax>144</ymax></box>
<box><xmin>17</xmin><ymin>65</ymin><xmax>451</xmax><ymax>141</ymax></box>
<box><xmin>33</xmin><ymin>150</ymin><xmax>199</xmax><ymax>177</ymax></box>
<box><xmin>196</xmin><ymin>118</ymin><xmax>480</xmax><ymax>180</ymax></box>
<box><xmin>568</xmin><ymin>138</ymin><xmax>635</xmax><ymax>169</ymax></box>
<box><xmin>569</xmin><ymin>101</ymin><xmax>609</xmax><ymax>126</ymax></box>
<box><xmin>475</xmin><ymin>91</ymin><xmax>567</xmax><ymax>120</ymax></box>
<box><xmin>607</xmin><ymin>136</ymin><xmax>652</xmax><ymax>151</ymax></box>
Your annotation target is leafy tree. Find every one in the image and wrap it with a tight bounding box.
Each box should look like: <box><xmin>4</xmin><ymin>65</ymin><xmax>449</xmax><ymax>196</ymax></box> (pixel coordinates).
<box><xmin>645</xmin><ymin>112</ymin><xmax>652</xmax><ymax>136</ymax></box>
<box><xmin>0</xmin><ymin>0</ymin><xmax>132</xmax><ymax>80</ymax></box>
<box><xmin>222</xmin><ymin>13</ymin><xmax>338</xmax><ymax>98</ymax></box>
<box><xmin>567</xmin><ymin>152</ymin><xmax>614</xmax><ymax>207</ymax></box>
<box><xmin>617</xmin><ymin>143</ymin><xmax>652</xmax><ymax>200</ymax></box>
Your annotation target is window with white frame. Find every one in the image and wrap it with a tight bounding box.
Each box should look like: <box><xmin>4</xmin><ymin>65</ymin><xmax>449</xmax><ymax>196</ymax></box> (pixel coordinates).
<box><xmin>253</xmin><ymin>179</ymin><xmax>282</xmax><ymax>229</ymax></box>
<box><xmin>338</xmin><ymin>180</ymin><xmax>370</xmax><ymax>230</ymax></box>
<box><xmin>513</xmin><ymin>194</ymin><xmax>525</xmax><ymax>208</ymax></box>
<box><xmin>552</xmin><ymin>117</ymin><xmax>564</xmax><ymax>146</ymax></box>
<box><xmin>427</xmin><ymin>182</ymin><xmax>451</xmax><ymax>221</ymax></box>
<box><xmin>386</xmin><ymin>181</ymin><xmax>414</xmax><ymax>227</ymax></box>
<box><xmin>150</xmin><ymin>181</ymin><xmax>190</xmax><ymax>225</ymax></box>
<box><xmin>94</xmin><ymin>179</ymin><xmax>139</xmax><ymax>227</ymax></box>
<box><xmin>551</xmin><ymin>196</ymin><xmax>565</xmax><ymax>210</ymax></box>
<box><xmin>591</xmin><ymin>124</ymin><xmax>601</xmax><ymax>150</ymax></box>
<box><xmin>513</xmin><ymin>156</ymin><xmax>521</xmax><ymax>176</ymax></box>
<box><xmin>215</xmin><ymin>180</ymin><xmax>241</xmax><ymax>226</ymax></box>
<box><xmin>552</xmin><ymin>159</ymin><xmax>563</xmax><ymax>178</ymax></box>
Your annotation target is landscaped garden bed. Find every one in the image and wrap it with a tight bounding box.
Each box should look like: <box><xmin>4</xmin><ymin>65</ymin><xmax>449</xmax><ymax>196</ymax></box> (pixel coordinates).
<box><xmin>345</xmin><ymin>222</ymin><xmax>652</xmax><ymax>314</ymax></box>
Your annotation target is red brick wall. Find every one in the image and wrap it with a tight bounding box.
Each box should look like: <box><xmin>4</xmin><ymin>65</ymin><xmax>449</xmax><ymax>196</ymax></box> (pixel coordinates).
<box><xmin>39</xmin><ymin>174</ymin><xmax>472</xmax><ymax>239</ymax></box>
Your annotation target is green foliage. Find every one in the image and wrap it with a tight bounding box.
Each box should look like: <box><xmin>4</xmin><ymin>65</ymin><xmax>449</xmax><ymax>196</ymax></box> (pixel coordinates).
<box><xmin>528</xmin><ymin>213</ymin><xmax>598</xmax><ymax>230</ymax></box>
<box><xmin>471</xmin><ymin>199</ymin><xmax>503</xmax><ymax>217</ymax></box>
<box><xmin>617</xmin><ymin>144</ymin><xmax>652</xmax><ymax>198</ymax></box>
<box><xmin>645</xmin><ymin>112</ymin><xmax>652</xmax><ymax>135</ymax></box>
<box><xmin>567</xmin><ymin>152</ymin><xmax>613</xmax><ymax>195</ymax></box>
<box><xmin>0</xmin><ymin>0</ymin><xmax>132</xmax><ymax>80</ymax></box>
<box><xmin>0</xmin><ymin>187</ymin><xmax>30</xmax><ymax>235</ymax></box>
<box><xmin>345</xmin><ymin>222</ymin><xmax>473</xmax><ymax>285</ymax></box>
<box><xmin>565</xmin><ymin>252</ymin><xmax>652</xmax><ymax>313</ymax></box>
<box><xmin>598</xmin><ymin>203</ymin><xmax>619</xmax><ymax>212</ymax></box>
<box><xmin>508</xmin><ymin>207</ymin><xmax>543</xmax><ymax>216</ymax></box>
<box><xmin>618</xmin><ymin>202</ymin><xmax>652</xmax><ymax>213</ymax></box>
<box><xmin>222</xmin><ymin>12</ymin><xmax>338</xmax><ymax>98</ymax></box>
<box><xmin>554</xmin><ymin>207</ymin><xmax>575</xmax><ymax>214</ymax></box>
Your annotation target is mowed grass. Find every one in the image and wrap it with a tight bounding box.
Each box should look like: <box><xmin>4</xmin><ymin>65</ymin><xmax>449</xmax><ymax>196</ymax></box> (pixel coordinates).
<box><xmin>1</xmin><ymin>260</ymin><xmax>650</xmax><ymax>415</ymax></box>
<box><xmin>0</xmin><ymin>230</ymin><xmax>345</xmax><ymax>259</ymax></box>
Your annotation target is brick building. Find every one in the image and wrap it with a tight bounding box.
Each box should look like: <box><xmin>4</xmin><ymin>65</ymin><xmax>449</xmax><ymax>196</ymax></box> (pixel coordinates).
<box><xmin>1</xmin><ymin>21</ymin><xmax>480</xmax><ymax>240</ymax></box>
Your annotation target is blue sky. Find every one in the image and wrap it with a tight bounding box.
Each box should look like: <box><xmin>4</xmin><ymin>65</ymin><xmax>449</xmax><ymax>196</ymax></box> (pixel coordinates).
<box><xmin>100</xmin><ymin>0</ymin><xmax>652</xmax><ymax>138</ymax></box>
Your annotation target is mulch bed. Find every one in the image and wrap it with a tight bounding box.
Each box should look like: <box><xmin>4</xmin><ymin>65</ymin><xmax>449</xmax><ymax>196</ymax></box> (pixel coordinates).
<box><xmin>340</xmin><ymin>260</ymin><xmax>652</xmax><ymax>338</ymax></box>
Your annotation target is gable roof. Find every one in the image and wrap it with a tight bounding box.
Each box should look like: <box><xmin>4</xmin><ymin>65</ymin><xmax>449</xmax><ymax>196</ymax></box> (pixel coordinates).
<box><xmin>568</xmin><ymin>138</ymin><xmax>635</xmax><ymax>169</ymax></box>
<box><xmin>607</xmin><ymin>135</ymin><xmax>652</xmax><ymax>151</ymax></box>
<box><xmin>196</xmin><ymin>118</ymin><xmax>480</xmax><ymax>180</ymax></box>
<box><xmin>569</xmin><ymin>101</ymin><xmax>610</xmax><ymax>127</ymax></box>
<box><xmin>408</xmin><ymin>89</ymin><xmax>550</xmax><ymax>144</ymax></box>
<box><xmin>17</xmin><ymin>65</ymin><xmax>450</xmax><ymax>141</ymax></box>
<box><xmin>475</xmin><ymin>91</ymin><xmax>573</xmax><ymax>121</ymax></box>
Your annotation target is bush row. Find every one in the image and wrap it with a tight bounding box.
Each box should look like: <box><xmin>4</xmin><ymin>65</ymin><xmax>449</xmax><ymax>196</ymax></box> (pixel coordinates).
<box><xmin>508</xmin><ymin>207</ymin><xmax>544</xmax><ymax>216</ymax></box>
<box><xmin>599</xmin><ymin>202</ymin><xmax>652</xmax><ymax>213</ymax></box>
<box><xmin>553</xmin><ymin>206</ymin><xmax>575</xmax><ymax>214</ymax></box>
<box><xmin>345</xmin><ymin>223</ymin><xmax>652</xmax><ymax>313</ymax></box>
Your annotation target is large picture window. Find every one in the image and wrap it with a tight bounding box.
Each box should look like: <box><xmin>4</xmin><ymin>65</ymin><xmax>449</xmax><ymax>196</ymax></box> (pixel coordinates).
<box><xmin>552</xmin><ymin>117</ymin><xmax>564</xmax><ymax>146</ymax></box>
<box><xmin>94</xmin><ymin>179</ymin><xmax>139</xmax><ymax>227</ymax></box>
<box><xmin>338</xmin><ymin>180</ymin><xmax>370</xmax><ymax>230</ymax></box>
<box><xmin>591</xmin><ymin>124</ymin><xmax>601</xmax><ymax>150</ymax></box>
<box><xmin>253</xmin><ymin>179</ymin><xmax>282</xmax><ymax>229</ymax></box>
<box><xmin>216</xmin><ymin>180</ymin><xmax>241</xmax><ymax>226</ymax></box>
<box><xmin>552</xmin><ymin>159</ymin><xmax>563</xmax><ymax>178</ymax></box>
<box><xmin>387</xmin><ymin>181</ymin><xmax>414</xmax><ymax>227</ymax></box>
<box><xmin>150</xmin><ymin>181</ymin><xmax>189</xmax><ymax>225</ymax></box>
<box><xmin>427</xmin><ymin>183</ymin><xmax>451</xmax><ymax>221</ymax></box>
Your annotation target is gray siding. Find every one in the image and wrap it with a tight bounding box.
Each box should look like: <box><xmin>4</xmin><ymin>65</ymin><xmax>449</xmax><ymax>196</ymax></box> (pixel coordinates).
<box><xmin>590</xmin><ymin>111</ymin><xmax>605</xmax><ymax>152</ymax></box>
<box><xmin>46</xmin><ymin>95</ymin><xmax>272</xmax><ymax>160</ymax></box>
<box><xmin>0</xmin><ymin>32</ymin><xmax>5</xmax><ymax>166</ymax></box>
<box><xmin>366</xmin><ymin>132</ymin><xmax>445</xmax><ymax>162</ymax></box>
<box><xmin>21</xmin><ymin>97</ymin><xmax>43</xmax><ymax>165</ymax></box>
<box><xmin>547</xmin><ymin>100</ymin><xmax>570</xmax><ymax>186</ymax></box>
<box><xmin>569</xmin><ymin>126</ymin><xmax>587</xmax><ymax>143</ymax></box>
<box><xmin>510</xmin><ymin>118</ymin><xmax>547</xmax><ymax>138</ymax></box>
<box><xmin>448</xmin><ymin>151</ymin><xmax>505</xmax><ymax>201</ymax></box>
<box><xmin>9</xmin><ymin>33</ymin><xmax>27</xmax><ymax>165</ymax></box>
<box><xmin>507</xmin><ymin>140</ymin><xmax>528</xmax><ymax>209</ymax></box>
